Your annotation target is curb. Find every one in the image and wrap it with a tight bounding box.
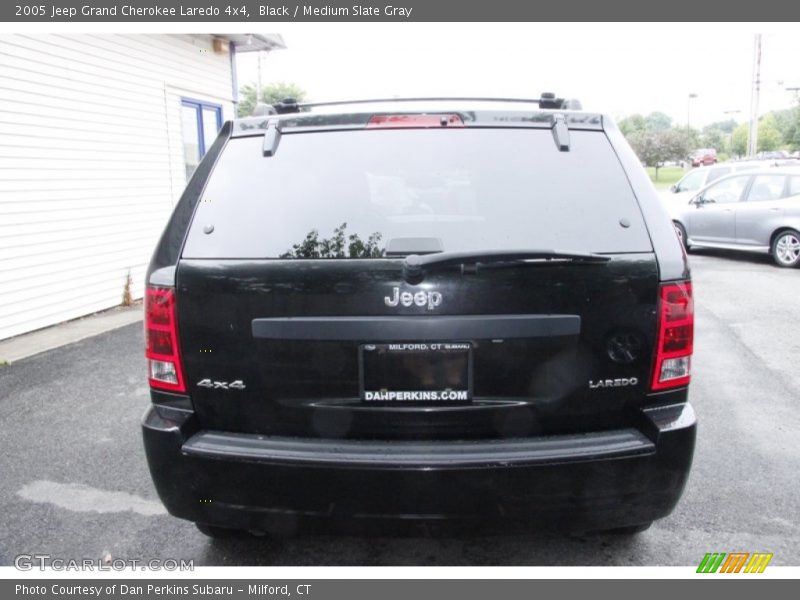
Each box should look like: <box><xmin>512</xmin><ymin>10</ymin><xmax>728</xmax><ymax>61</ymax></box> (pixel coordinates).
<box><xmin>0</xmin><ymin>303</ymin><xmax>144</xmax><ymax>365</ymax></box>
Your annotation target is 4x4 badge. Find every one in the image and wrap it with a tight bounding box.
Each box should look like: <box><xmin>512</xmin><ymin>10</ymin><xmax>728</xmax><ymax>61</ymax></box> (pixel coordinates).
<box><xmin>197</xmin><ymin>379</ymin><xmax>246</xmax><ymax>390</ymax></box>
<box><xmin>385</xmin><ymin>287</ymin><xmax>443</xmax><ymax>310</ymax></box>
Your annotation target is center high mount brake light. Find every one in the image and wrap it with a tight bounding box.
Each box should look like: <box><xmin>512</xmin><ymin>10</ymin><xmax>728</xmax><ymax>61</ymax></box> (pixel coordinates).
<box><xmin>366</xmin><ymin>114</ymin><xmax>465</xmax><ymax>128</ymax></box>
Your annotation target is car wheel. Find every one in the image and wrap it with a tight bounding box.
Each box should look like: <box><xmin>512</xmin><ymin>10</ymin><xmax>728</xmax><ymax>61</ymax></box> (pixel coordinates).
<box><xmin>195</xmin><ymin>522</ymin><xmax>257</xmax><ymax>539</ymax></box>
<box><xmin>673</xmin><ymin>221</ymin><xmax>689</xmax><ymax>250</ymax></box>
<box><xmin>771</xmin><ymin>230</ymin><xmax>800</xmax><ymax>268</ymax></box>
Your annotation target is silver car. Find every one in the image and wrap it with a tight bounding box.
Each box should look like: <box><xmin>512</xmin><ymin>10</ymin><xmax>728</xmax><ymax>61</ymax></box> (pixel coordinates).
<box><xmin>670</xmin><ymin>168</ymin><xmax>800</xmax><ymax>267</ymax></box>
<box><xmin>660</xmin><ymin>161</ymin><xmax>789</xmax><ymax>209</ymax></box>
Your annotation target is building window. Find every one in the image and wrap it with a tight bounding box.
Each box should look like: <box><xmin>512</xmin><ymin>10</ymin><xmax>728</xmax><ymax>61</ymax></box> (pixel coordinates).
<box><xmin>181</xmin><ymin>99</ymin><xmax>222</xmax><ymax>180</ymax></box>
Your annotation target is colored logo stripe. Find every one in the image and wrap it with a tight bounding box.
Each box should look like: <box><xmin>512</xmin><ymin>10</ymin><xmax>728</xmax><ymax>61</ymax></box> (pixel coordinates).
<box><xmin>697</xmin><ymin>552</ymin><xmax>773</xmax><ymax>573</ymax></box>
<box><xmin>719</xmin><ymin>553</ymin><xmax>749</xmax><ymax>573</ymax></box>
<box><xmin>744</xmin><ymin>553</ymin><xmax>773</xmax><ymax>573</ymax></box>
<box><xmin>697</xmin><ymin>553</ymin><xmax>726</xmax><ymax>573</ymax></box>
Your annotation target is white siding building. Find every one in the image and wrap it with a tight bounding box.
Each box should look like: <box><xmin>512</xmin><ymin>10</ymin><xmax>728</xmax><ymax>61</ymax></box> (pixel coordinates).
<box><xmin>0</xmin><ymin>33</ymin><xmax>284</xmax><ymax>340</ymax></box>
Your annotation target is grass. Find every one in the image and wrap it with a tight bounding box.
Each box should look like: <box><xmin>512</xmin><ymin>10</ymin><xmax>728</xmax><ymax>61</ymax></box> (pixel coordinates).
<box><xmin>646</xmin><ymin>166</ymin><xmax>685</xmax><ymax>190</ymax></box>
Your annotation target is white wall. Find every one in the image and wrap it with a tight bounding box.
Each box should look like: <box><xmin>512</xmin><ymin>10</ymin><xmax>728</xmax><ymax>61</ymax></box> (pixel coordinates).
<box><xmin>0</xmin><ymin>34</ymin><xmax>235</xmax><ymax>340</ymax></box>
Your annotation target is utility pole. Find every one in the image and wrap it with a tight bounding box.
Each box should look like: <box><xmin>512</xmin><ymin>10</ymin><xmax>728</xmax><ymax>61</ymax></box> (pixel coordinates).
<box><xmin>747</xmin><ymin>34</ymin><xmax>762</xmax><ymax>158</ymax></box>
<box><xmin>687</xmin><ymin>93</ymin><xmax>698</xmax><ymax>132</ymax></box>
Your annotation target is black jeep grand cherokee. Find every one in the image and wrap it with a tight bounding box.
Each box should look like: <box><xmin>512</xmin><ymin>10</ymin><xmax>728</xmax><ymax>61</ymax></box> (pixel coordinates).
<box><xmin>142</xmin><ymin>96</ymin><xmax>696</xmax><ymax>537</ymax></box>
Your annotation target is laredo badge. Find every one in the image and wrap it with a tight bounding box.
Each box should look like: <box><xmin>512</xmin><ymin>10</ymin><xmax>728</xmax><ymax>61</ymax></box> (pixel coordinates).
<box><xmin>589</xmin><ymin>377</ymin><xmax>639</xmax><ymax>389</ymax></box>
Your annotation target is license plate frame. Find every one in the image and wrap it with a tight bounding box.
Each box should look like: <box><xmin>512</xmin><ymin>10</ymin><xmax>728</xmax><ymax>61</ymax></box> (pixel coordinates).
<box><xmin>359</xmin><ymin>342</ymin><xmax>473</xmax><ymax>403</ymax></box>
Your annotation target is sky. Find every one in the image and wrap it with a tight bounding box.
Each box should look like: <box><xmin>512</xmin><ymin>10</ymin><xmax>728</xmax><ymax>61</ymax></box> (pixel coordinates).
<box><xmin>236</xmin><ymin>23</ymin><xmax>800</xmax><ymax>129</ymax></box>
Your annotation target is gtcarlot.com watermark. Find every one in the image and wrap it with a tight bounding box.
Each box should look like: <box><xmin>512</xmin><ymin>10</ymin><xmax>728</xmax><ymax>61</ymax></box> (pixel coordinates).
<box><xmin>14</xmin><ymin>554</ymin><xmax>194</xmax><ymax>571</ymax></box>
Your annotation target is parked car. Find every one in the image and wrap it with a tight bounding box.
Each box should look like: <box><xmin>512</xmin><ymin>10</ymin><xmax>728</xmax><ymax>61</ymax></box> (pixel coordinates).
<box><xmin>739</xmin><ymin>153</ymin><xmax>798</xmax><ymax>167</ymax></box>
<box><xmin>142</xmin><ymin>96</ymin><xmax>696</xmax><ymax>538</ymax></box>
<box><xmin>689</xmin><ymin>148</ymin><xmax>717</xmax><ymax>167</ymax></box>
<box><xmin>756</xmin><ymin>150</ymin><xmax>789</xmax><ymax>160</ymax></box>
<box><xmin>660</xmin><ymin>163</ymin><xmax>762</xmax><ymax>207</ymax></box>
<box><xmin>670</xmin><ymin>168</ymin><xmax>800</xmax><ymax>267</ymax></box>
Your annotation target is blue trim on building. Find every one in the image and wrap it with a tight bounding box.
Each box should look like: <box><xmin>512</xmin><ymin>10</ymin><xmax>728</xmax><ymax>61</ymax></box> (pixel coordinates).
<box><xmin>181</xmin><ymin>98</ymin><xmax>223</xmax><ymax>158</ymax></box>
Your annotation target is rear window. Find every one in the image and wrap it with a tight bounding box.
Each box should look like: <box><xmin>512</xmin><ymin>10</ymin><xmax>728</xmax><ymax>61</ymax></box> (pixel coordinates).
<box><xmin>183</xmin><ymin>128</ymin><xmax>652</xmax><ymax>259</ymax></box>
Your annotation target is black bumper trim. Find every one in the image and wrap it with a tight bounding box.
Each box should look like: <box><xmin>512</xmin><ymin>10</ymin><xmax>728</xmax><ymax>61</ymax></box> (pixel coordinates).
<box><xmin>143</xmin><ymin>402</ymin><xmax>696</xmax><ymax>528</ymax></box>
<box><xmin>182</xmin><ymin>428</ymin><xmax>653</xmax><ymax>468</ymax></box>
<box><xmin>251</xmin><ymin>314</ymin><xmax>580</xmax><ymax>341</ymax></box>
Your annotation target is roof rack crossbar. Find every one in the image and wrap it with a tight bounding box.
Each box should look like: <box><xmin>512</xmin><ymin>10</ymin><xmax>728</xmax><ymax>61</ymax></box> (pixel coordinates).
<box><xmin>275</xmin><ymin>94</ymin><xmax>581</xmax><ymax>113</ymax></box>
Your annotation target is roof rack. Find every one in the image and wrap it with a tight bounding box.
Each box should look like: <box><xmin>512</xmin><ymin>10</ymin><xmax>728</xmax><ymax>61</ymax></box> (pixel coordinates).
<box><xmin>270</xmin><ymin>93</ymin><xmax>582</xmax><ymax>114</ymax></box>
<box><xmin>251</xmin><ymin>103</ymin><xmax>277</xmax><ymax>116</ymax></box>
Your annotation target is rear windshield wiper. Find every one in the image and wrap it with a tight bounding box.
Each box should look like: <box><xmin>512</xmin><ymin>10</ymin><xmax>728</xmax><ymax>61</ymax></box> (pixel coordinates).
<box><xmin>402</xmin><ymin>249</ymin><xmax>610</xmax><ymax>280</ymax></box>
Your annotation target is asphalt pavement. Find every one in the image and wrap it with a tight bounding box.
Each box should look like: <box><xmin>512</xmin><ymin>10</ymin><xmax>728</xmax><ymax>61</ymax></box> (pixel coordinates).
<box><xmin>1</xmin><ymin>249</ymin><xmax>799</xmax><ymax>566</ymax></box>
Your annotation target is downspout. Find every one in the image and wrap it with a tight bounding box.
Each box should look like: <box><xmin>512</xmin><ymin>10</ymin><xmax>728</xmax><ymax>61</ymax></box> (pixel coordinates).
<box><xmin>162</xmin><ymin>81</ymin><xmax>175</xmax><ymax>206</ymax></box>
<box><xmin>230</xmin><ymin>41</ymin><xmax>239</xmax><ymax>117</ymax></box>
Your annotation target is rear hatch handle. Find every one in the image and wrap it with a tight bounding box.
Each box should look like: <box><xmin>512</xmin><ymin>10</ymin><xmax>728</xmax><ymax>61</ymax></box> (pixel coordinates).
<box><xmin>402</xmin><ymin>249</ymin><xmax>610</xmax><ymax>280</ymax></box>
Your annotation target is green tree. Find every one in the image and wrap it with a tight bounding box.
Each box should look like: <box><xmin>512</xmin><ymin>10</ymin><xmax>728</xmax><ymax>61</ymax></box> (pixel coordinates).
<box><xmin>619</xmin><ymin>112</ymin><xmax>672</xmax><ymax>136</ymax></box>
<box><xmin>701</xmin><ymin>128</ymin><xmax>728</xmax><ymax>155</ymax></box>
<box><xmin>628</xmin><ymin>128</ymin><xmax>689</xmax><ymax>180</ymax></box>
<box><xmin>731</xmin><ymin>114</ymin><xmax>789</xmax><ymax>156</ymax></box>
<box><xmin>618</xmin><ymin>114</ymin><xmax>646</xmax><ymax>136</ymax></box>
<box><xmin>757</xmin><ymin>113</ymin><xmax>782</xmax><ymax>152</ymax></box>
<box><xmin>771</xmin><ymin>107</ymin><xmax>800</xmax><ymax>149</ymax></box>
<box><xmin>280</xmin><ymin>223</ymin><xmax>383</xmax><ymax>259</ymax></box>
<box><xmin>237</xmin><ymin>82</ymin><xmax>307</xmax><ymax>118</ymax></box>
<box><xmin>731</xmin><ymin>122</ymin><xmax>749</xmax><ymax>157</ymax></box>
<box><xmin>645</xmin><ymin>111</ymin><xmax>672</xmax><ymax>132</ymax></box>
<box><xmin>701</xmin><ymin>119</ymin><xmax>738</xmax><ymax>155</ymax></box>
<box><xmin>704</xmin><ymin>119</ymin><xmax>738</xmax><ymax>134</ymax></box>
<box><xmin>686</xmin><ymin>128</ymin><xmax>702</xmax><ymax>150</ymax></box>
<box><xmin>786</xmin><ymin>108</ymin><xmax>800</xmax><ymax>151</ymax></box>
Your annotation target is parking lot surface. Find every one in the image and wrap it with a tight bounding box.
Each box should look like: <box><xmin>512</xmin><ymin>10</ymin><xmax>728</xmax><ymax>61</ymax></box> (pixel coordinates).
<box><xmin>1</xmin><ymin>249</ymin><xmax>799</xmax><ymax>566</ymax></box>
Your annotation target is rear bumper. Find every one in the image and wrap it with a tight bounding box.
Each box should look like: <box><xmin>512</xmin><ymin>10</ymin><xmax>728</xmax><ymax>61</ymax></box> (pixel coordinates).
<box><xmin>142</xmin><ymin>402</ymin><xmax>696</xmax><ymax>532</ymax></box>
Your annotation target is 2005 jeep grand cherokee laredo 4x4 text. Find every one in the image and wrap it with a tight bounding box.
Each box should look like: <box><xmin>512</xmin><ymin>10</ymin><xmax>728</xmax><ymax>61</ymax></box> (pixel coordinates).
<box><xmin>142</xmin><ymin>95</ymin><xmax>696</xmax><ymax>538</ymax></box>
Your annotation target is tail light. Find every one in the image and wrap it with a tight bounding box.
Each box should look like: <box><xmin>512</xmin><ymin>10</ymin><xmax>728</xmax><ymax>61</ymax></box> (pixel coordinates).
<box><xmin>651</xmin><ymin>281</ymin><xmax>693</xmax><ymax>391</ymax></box>
<box><xmin>145</xmin><ymin>287</ymin><xmax>186</xmax><ymax>393</ymax></box>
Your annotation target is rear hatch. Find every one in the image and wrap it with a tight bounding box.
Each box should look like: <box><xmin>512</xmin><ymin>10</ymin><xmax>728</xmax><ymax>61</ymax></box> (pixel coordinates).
<box><xmin>176</xmin><ymin>124</ymin><xmax>659</xmax><ymax>439</ymax></box>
